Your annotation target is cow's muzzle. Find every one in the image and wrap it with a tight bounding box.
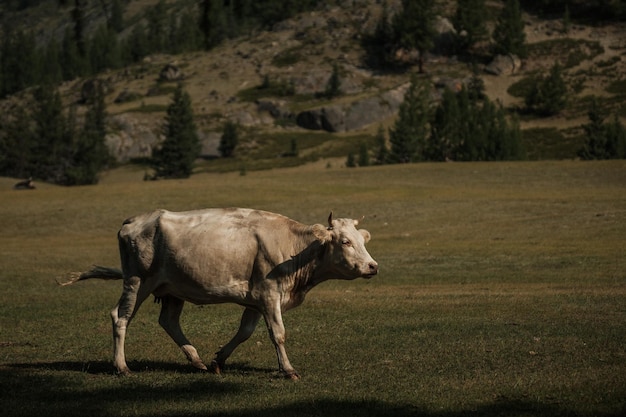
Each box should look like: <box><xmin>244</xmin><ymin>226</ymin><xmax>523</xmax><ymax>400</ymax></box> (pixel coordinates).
<box><xmin>363</xmin><ymin>262</ymin><xmax>378</xmax><ymax>278</ymax></box>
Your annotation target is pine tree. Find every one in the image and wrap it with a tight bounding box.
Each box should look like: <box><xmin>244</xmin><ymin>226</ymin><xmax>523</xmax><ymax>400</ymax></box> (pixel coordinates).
<box><xmin>374</xmin><ymin>124</ymin><xmax>389</xmax><ymax>164</ymax></box>
<box><xmin>388</xmin><ymin>76</ymin><xmax>431</xmax><ymax>163</ymax></box>
<box><xmin>89</xmin><ymin>24</ymin><xmax>122</xmax><ymax>74</ymax></box>
<box><xmin>152</xmin><ymin>84</ymin><xmax>200</xmax><ymax>179</ymax></box>
<box><xmin>392</xmin><ymin>0</ymin><xmax>436</xmax><ymax>73</ymax></box>
<box><xmin>526</xmin><ymin>63</ymin><xmax>567</xmax><ymax>116</ymax></box>
<box><xmin>579</xmin><ymin>99</ymin><xmax>626</xmax><ymax>160</ymax></box>
<box><xmin>358</xmin><ymin>143</ymin><xmax>370</xmax><ymax>167</ymax></box>
<box><xmin>65</xmin><ymin>82</ymin><xmax>110</xmax><ymax>185</ymax></box>
<box><xmin>364</xmin><ymin>0</ymin><xmax>394</xmax><ymax>69</ymax></box>
<box><xmin>146</xmin><ymin>0</ymin><xmax>168</xmax><ymax>53</ymax></box>
<box><xmin>346</xmin><ymin>152</ymin><xmax>356</xmax><ymax>168</ymax></box>
<box><xmin>429</xmin><ymin>87</ymin><xmax>462</xmax><ymax>161</ymax></box>
<box><xmin>0</xmin><ymin>104</ymin><xmax>35</xmax><ymax>178</ymax></box>
<box><xmin>429</xmin><ymin>87</ymin><xmax>524</xmax><ymax>162</ymax></box>
<box><xmin>199</xmin><ymin>0</ymin><xmax>227</xmax><ymax>50</ymax></box>
<box><xmin>32</xmin><ymin>85</ymin><xmax>73</xmax><ymax>182</ymax></box>
<box><xmin>578</xmin><ymin>99</ymin><xmax>607</xmax><ymax>160</ymax></box>
<box><xmin>219</xmin><ymin>121</ymin><xmax>239</xmax><ymax>158</ymax></box>
<box><xmin>493</xmin><ymin>0</ymin><xmax>527</xmax><ymax>58</ymax></box>
<box><xmin>109</xmin><ymin>0</ymin><xmax>125</xmax><ymax>33</ymax></box>
<box><xmin>605</xmin><ymin>115</ymin><xmax>626</xmax><ymax>159</ymax></box>
<box><xmin>40</xmin><ymin>39</ymin><xmax>63</xmax><ymax>86</ymax></box>
<box><xmin>0</xmin><ymin>28</ymin><xmax>38</xmax><ymax>96</ymax></box>
<box><xmin>124</xmin><ymin>22</ymin><xmax>149</xmax><ymax>64</ymax></box>
<box><xmin>61</xmin><ymin>27</ymin><xmax>86</xmax><ymax>80</ymax></box>
<box><xmin>72</xmin><ymin>0</ymin><xmax>88</xmax><ymax>58</ymax></box>
<box><xmin>324</xmin><ymin>63</ymin><xmax>342</xmax><ymax>98</ymax></box>
<box><xmin>453</xmin><ymin>0</ymin><xmax>488</xmax><ymax>53</ymax></box>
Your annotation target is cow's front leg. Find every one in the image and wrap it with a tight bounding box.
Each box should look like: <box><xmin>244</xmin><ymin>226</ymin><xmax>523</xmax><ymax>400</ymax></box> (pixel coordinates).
<box><xmin>211</xmin><ymin>307</ymin><xmax>261</xmax><ymax>374</ymax></box>
<box><xmin>263</xmin><ymin>304</ymin><xmax>299</xmax><ymax>380</ymax></box>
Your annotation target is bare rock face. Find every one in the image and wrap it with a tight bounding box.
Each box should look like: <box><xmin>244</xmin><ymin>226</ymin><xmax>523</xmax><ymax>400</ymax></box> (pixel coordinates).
<box><xmin>484</xmin><ymin>54</ymin><xmax>522</xmax><ymax>76</ymax></box>
<box><xmin>105</xmin><ymin>114</ymin><xmax>161</xmax><ymax>162</ymax></box>
<box><xmin>295</xmin><ymin>83</ymin><xmax>409</xmax><ymax>133</ymax></box>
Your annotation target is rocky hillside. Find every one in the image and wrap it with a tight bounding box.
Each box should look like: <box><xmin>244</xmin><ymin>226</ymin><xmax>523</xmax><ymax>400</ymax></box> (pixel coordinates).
<box><xmin>2</xmin><ymin>0</ymin><xmax>626</xmax><ymax>165</ymax></box>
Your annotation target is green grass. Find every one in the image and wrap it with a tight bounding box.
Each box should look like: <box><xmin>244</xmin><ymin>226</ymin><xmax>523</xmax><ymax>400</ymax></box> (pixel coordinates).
<box><xmin>1</xmin><ymin>161</ymin><xmax>625</xmax><ymax>417</ymax></box>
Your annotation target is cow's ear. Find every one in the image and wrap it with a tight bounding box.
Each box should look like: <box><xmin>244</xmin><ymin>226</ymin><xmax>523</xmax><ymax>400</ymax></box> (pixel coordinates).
<box><xmin>359</xmin><ymin>229</ymin><xmax>371</xmax><ymax>244</ymax></box>
<box><xmin>312</xmin><ymin>224</ymin><xmax>332</xmax><ymax>244</ymax></box>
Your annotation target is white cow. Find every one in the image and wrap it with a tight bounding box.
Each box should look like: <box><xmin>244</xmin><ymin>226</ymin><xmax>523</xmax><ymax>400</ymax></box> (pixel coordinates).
<box><xmin>63</xmin><ymin>208</ymin><xmax>378</xmax><ymax>379</ymax></box>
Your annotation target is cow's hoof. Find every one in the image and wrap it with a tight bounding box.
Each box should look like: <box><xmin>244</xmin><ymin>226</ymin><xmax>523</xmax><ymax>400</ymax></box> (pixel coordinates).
<box><xmin>209</xmin><ymin>360</ymin><xmax>222</xmax><ymax>375</ymax></box>
<box><xmin>191</xmin><ymin>360</ymin><xmax>208</xmax><ymax>371</ymax></box>
<box><xmin>116</xmin><ymin>368</ymin><xmax>132</xmax><ymax>377</ymax></box>
<box><xmin>284</xmin><ymin>371</ymin><xmax>300</xmax><ymax>381</ymax></box>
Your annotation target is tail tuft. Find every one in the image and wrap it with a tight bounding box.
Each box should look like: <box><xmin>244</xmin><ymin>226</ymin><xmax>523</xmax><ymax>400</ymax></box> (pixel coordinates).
<box><xmin>57</xmin><ymin>265</ymin><xmax>124</xmax><ymax>286</ymax></box>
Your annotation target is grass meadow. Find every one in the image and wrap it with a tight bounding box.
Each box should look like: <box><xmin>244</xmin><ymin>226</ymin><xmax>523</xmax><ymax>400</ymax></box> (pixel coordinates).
<box><xmin>1</xmin><ymin>160</ymin><xmax>625</xmax><ymax>417</ymax></box>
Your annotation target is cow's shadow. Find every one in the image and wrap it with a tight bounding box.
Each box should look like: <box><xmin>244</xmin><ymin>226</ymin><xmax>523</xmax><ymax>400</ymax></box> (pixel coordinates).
<box><xmin>2</xmin><ymin>361</ymin><xmax>581</xmax><ymax>417</ymax></box>
<box><xmin>7</xmin><ymin>359</ymin><xmax>274</xmax><ymax>376</ymax></box>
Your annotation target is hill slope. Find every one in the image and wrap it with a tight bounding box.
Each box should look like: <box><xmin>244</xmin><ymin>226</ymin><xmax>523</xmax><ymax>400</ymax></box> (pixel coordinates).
<box><xmin>1</xmin><ymin>0</ymin><xmax>625</xmax><ymax>169</ymax></box>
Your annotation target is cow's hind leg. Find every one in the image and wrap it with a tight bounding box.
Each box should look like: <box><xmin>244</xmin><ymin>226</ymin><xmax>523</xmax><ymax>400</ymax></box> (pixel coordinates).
<box><xmin>211</xmin><ymin>308</ymin><xmax>261</xmax><ymax>374</ymax></box>
<box><xmin>110</xmin><ymin>275</ymin><xmax>151</xmax><ymax>375</ymax></box>
<box><xmin>158</xmin><ymin>296</ymin><xmax>207</xmax><ymax>371</ymax></box>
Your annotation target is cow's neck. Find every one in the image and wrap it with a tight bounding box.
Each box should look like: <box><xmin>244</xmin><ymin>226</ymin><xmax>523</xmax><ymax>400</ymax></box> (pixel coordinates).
<box><xmin>268</xmin><ymin>236</ymin><xmax>329</xmax><ymax>308</ymax></box>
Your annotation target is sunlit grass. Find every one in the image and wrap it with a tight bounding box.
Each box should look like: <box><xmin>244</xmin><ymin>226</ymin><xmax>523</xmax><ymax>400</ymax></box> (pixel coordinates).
<box><xmin>1</xmin><ymin>160</ymin><xmax>625</xmax><ymax>416</ymax></box>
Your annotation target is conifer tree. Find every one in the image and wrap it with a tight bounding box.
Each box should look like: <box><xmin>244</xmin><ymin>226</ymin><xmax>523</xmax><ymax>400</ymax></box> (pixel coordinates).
<box><xmin>66</xmin><ymin>82</ymin><xmax>110</xmax><ymax>185</ymax></box>
<box><xmin>124</xmin><ymin>22</ymin><xmax>149</xmax><ymax>63</ymax></box>
<box><xmin>152</xmin><ymin>84</ymin><xmax>200</xmax><ymax>179</ymax></box>
<box><xmin>453</xmin><ymin>0</ymin><xmax>488</xmax><ymax>53</ymax></box>
<box><xmin>429</xmin><ymin>87</ymin><xmax>462</xmax><ymax>161</ymax></box>
<box><xmin>146</xmin><ymin>0</ymin><xmax>168</xmax><ymax>53</ymax></box>
<box><xmin>365</xmin><ymin>0</ymin><xmax>394</xmax><ymax>68</ymax></box>
<box><xmin>579</xmin><ymin>99</ymin><xmax>626</xmax><ymax>160</ymax></box>
<box><xmin>0</xmin><ymin>28</ymin><xmax>38</xmax><ymax>96</ymax></box>
<box><xmin>388</xmin><ymin>76</ymin><xmax>431</xmax><ymax>163</ymax></box>
<box><xmin>346</xmin><ymin>152</ymin><xmax>356</xmax><ymax>168</ymax></box>
<box><xmin>358</xmin><ymin>143</ymin><xmax>370</xmax><ymax>167</ymax></box>
<box><xmin>219</xmin><ymin>121</ymin><xmax>239</xmax><ymax>158</ymax></box>
<box><xmin>0</xmin><ymin>104</ymin><xmax>34</xmax><ymax>178</ymax></box>
<box><xmin>40</xmin><ymin>39</ymin><xmax>63</xmax><ymax>86</ymax></box>
<box><xmin>61</xmin><ymin>27</ymin><xmax>86</xmax><ymax>80</ymax></box>
<box><xmin>493</xmin><ymin>0</ymin><xmax>527</xmax><ymax>58</ymax></box>
<box><xmin>579</xmin><ymin>99</ymin><xmax>608</xmax><ymax>160</ymax></box>
<box><xmin>32</xmin><ymin>84</ymin><xmax>72</xmax><ymax>182</ymax></box>
<box><xmin>374</xmin><ymin>124</ymin><xmax>389</xmax><ymax>164</ymax></box>
<box><xmin>199</xmin><ymin>0</ymin><xmax>227</xmax><ymax>50</ymax></box>
<box><xmin>525</xmin><ymin>63</ymin><xmax>567</xmax><ymax>116</ymax></box>
<box><xmin>392</xmin><ymin>0</ymin><xmax>436</xmax><ymax>73</ymax></box>
<box><xmin>72</xmin><ymin>0</ymin><xmax>88</xmax><ymax>58</ymax></box>
<box><xmin>109</xmin><ymin>0</ymin><xmax>125</xmax><ymax>33</ymax></box>
<box><xmin>324</xmin><ymin>63</ymin><xmax>342</xmax><ymax>98</ymax></box>
<box><xmin>605</xmin><ymin>115</ymin><xmax>626</xmax><ymax>159</ymax></box>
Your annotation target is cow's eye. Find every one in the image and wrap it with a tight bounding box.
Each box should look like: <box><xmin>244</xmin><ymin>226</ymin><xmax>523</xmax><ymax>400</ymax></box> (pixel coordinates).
<box><xmin>341</xmin><ymin>239</ymin><xmax>351</xmax><ymax>246</ymax></box>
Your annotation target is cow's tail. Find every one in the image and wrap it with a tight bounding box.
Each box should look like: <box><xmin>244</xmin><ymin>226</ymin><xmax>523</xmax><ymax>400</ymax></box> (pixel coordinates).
<box><xmin>57</xmin><ymin>265</ymin><xmax>124</xmax><ymax>286</ymax></box>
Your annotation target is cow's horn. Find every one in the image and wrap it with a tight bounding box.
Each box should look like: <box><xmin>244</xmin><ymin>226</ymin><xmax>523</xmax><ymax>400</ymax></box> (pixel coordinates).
<box><xmin>327</xmin><ymin>211</ymin><xmax>333</xmax><ymax>230</ymax></box>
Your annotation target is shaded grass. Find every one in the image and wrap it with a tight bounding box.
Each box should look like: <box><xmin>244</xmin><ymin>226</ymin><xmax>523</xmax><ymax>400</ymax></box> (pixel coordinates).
<box><xmin>1</xmin><ymin>161</ymin><xmax>625</xmax><ymax>417</ymax></box>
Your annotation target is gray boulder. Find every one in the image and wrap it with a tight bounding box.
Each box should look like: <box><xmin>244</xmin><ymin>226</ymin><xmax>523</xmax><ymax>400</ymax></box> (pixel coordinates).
<box><xmin>485</xmin><ymin>54</ymin><xmax>522</xmax><ymax>76</ymax></box>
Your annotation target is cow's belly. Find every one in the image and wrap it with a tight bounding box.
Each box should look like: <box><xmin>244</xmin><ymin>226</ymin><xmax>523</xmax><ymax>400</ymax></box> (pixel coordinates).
<box><xmin>153</xmin><ymin>256</ymin><xmax>256</xmax><ymax>305</ymax></box>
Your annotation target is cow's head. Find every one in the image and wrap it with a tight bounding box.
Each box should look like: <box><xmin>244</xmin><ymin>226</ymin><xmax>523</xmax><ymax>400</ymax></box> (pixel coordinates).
<box><xmin>313</xmin><ymin>212</ymin><xmax>378</xmax><ymax>280</ymax></box>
